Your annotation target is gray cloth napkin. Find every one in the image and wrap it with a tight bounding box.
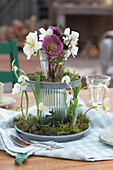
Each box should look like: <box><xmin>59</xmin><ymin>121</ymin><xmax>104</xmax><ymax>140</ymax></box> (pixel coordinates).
<box><xmin>1</xmin><ymin>97</ymin><xmax>113</xmax><ymax>163</ymax></box>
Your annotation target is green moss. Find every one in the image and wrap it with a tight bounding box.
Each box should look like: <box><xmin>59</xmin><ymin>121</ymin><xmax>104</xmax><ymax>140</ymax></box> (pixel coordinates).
<box><xmin>27</xmin><ymin>69</ymin><xmax>79</xmax><ymax>83</ymax></box>
<box><xmin>14</xmin><ymin>113</ymin><xmax>90</xmax><ymax>136</ymax></box>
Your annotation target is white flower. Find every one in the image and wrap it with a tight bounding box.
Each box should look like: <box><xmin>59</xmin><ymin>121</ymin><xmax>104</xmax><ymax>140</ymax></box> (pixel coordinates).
<box><xmin>34</xmin><ymin>41</ymin><xmax>42</xmax><ymax>52</ymax></box>
<box><xmin>63</xmin><ymin>29</ymin><xmax>79</xmax><ymax>58</ymax></box>
<box><xmin>71</xmin><ymin>31</ymin><xmax>79</xmax><ymax>45</ymax></box>
<box><xmin>38</xmin><ymin>102</ymin><xmax>51</xmax><ymax>116</ymax></box>
<box><xmin>63</xmin><ymin>27</ymin><xmax>71</xmax><ymax>41</ymax></box>
<box><xmin>97</xmin><ymin>97</ymin><xmax>110</xmax><ymax>113</ymax></box>
<box><xmin>23</xmin><ymin>44</ymin><xmax>34</xmax><ymax>60</ymax></box>
<box><xmin>62</xmin><ymin>75</ymin><xmax>70</xmax><ymax>84</ymax></box>
<box><xmin>39</xmin><ymin>28</ymin><xmax>53</xmax><ymax>40</ymax></box>
<box><xmin>18</xmin><ymin>75</ymin><xmax>29</xmax><ymax>83</ymax></box>
<box><xmin>71</xmin><ymin>45</ymin><xmax>79</xmax><ymax>58</ymax></box>
<box><xmin>66</xmin><ymin>94</ymin><xmax>74</xmax><ymax>107</ymax></box>
<box><xmin>12</xmin><ymin>83</ymin><xmax>27</xmax><ymax>94</ymax></box>
<box><xmin>12</xmin><ymin>83</ymin><xmax>21</xmax><ymax>94</ymax></box>
<box><xmin>14</xmin><ymin>66</ymin><xmax>18</xmax><ymax>72</ymax></box>
<box><xmin>23</xmin><ymin>31</ymin><xmax>42</xmax><ymax>60</ymax></box>
<box><xmin>66</xmin><ymin>49</ymin><xmax>71</xmax><ymax>58</ymax></box>
<box><xmin>26</xmin><ymin>31</ymin><xmax>38</xmax><ymax>43</ymax></box>
<box><xmin>12</xmin><ymin>60</ymin><xmax>18</xmax><ymax>72</ymax></box>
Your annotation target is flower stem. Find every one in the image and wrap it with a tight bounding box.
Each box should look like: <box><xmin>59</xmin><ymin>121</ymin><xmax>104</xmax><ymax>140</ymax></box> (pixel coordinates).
<box><xmin>72</xmin><ymin>107</ymin><xmax>77</xmax><ymax>129</ymax></box>
<box><xmin>40</xmin><ymin>111</ymin><xmax>42</xmax><ymax>125</ymax></box>
<box><xmin>24</xmin><ymin>90</ymin><xmax>29</xmax><ymax>118</ymax></box>
<box><xmin>80</xmin><ymin>106</ymin><xmax>96</xmax><ymax>125</ymax></box>
<box><xmin>21</xmin><ymin>91</ymin><xmax>24</xmax><ymax>117</ymax></box>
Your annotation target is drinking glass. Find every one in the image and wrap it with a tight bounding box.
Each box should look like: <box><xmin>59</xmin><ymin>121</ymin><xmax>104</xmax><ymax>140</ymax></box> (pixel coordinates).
<box><xmin>86</xmin><ymin>75</ymin><xmax>111</xmax><ymax>106</ymax></box>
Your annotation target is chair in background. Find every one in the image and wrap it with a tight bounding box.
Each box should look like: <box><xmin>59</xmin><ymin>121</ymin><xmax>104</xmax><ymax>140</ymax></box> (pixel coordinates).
<box><xmin>0</xmin><ymin>39</ymin><xmax>19</xmax><ymax>84</ymax></box>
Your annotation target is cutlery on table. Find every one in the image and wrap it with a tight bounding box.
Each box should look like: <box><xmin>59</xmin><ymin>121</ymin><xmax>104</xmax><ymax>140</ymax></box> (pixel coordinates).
<box><xmin>10</xmin><ymin>135</ymin><xmax>63</xmax><ymax>149</ymax></box>
<box><xmin>17</xmin><ymin>133</ymin><xmax>63</xmax><ymax>149</ymax></box>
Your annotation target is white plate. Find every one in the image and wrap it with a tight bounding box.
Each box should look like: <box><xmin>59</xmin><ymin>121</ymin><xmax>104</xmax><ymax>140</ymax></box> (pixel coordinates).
<box><xmin>99</xmin><ymin>130</ymin><xmax>113</xmax><ymax>146</ymax></box>
<box><xmin>0</xmin><ymin>96</ymin><xmax>15</xmax><ymax>108</ymax></box>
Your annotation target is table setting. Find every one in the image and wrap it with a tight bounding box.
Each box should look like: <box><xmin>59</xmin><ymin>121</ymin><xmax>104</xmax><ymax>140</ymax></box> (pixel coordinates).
<box><xmin>0</xmin><ymin>94</ymin><xmax>113</xmax><ymax>164</ymax></box>
<box><xmin>0</xmin><ymin>24</ymin><xmax>113</xmax><ymax>168</ymax></box>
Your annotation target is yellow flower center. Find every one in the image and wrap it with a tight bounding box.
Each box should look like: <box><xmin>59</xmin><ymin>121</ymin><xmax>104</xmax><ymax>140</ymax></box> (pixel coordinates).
<box><xmin>46</xmin><ymin>42</ymin><xmax>57</xmax><ymax>54</ymax></box>
<box><xmin>46</xmin><ymin>33</ymin><xmax>52</xmax><ymax>36</ymax></box>
<box><xmin>41</xmin><ymin>106</ymin><xmax>46</xmax><ymax>111</ymax></box>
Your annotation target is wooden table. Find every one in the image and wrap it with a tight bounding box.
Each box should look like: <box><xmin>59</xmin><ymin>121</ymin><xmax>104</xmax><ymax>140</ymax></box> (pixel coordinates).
<box><xmin>0</xmin><ymin>89</ymin><xmax>113</xmax><ymax>169</ymax></box>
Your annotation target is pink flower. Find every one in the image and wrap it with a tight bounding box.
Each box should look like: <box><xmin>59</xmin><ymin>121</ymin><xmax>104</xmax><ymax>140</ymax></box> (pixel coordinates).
<box><xmin>42</xmin><ymin>34</ymin><xmax>63</xmax><ymax>58</ymax></box>
<box><xmin>49</xmin><ymin>26</ymin><xmax>61</xmax><ymax>35</ymax></box>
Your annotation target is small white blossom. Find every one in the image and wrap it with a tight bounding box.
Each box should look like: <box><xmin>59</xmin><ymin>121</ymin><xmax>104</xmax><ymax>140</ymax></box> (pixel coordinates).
<box><xmin>62</xmin><ymin>75</ymin><xmax>70</xmax><ymax>84</ymax></box>
<box><xmin>66</xmin><ymin>94</ymin><xmax>74</xmax><ymax>107</ymax></box>
<box><xmin>34</xmin><ymin>41</ymin><xmax>42</xmax><ymax>52</ymax></box>
<box><xmin>12</xmin><ymin>83</ymin><xmax>21</xmax><ymax>94</ymax></box>
<box><xmin>12</xmin><ymin>60</ymin><xmax>18</xmax><ymax>72</ymax></box>
<box><xmin>38</xmin><ymin>102</ymin><xmax>51</xmax><ymax>116</ymax></box>
<box><xmin>71</xmin><ymin>45</ymin><xmax>79</xmax><ymax>58</ymax></box>
<box><xmin>97</xmin><ymin>97</ymin><xmax>110</xmax><ymax>113</ymax></box>
<box><xmin>26</xmin><ymin>31</ymin><xmax>38</xmax><ymax>43</ymax></box>
<box><xmin>23</xmin><ymin>31</ymin><xmax>42</xmax><ymax>60</ymax></box>
<box><xmin>71</xmin><ymin>31</ymin><xmax>79</xmax><ymax>45</ymax></box>
<box><xmin>18</xmin><ymin>75</ymin><xmax>29</xmax><ymax>83</ymax></box>
<box><xmin>63</xmin><ymin>29</ymin><xmax>79</xmax><ymax>58</ymax></box>
<box><xmin>63</xmin><ymin>27</ymin><xmax>71</xmax><ymax>41</ymax></box>
<box><xmin>12</xmin><ymin>83</ymin><xmax>27</xmax><ymax>94</ymax></box>
<box><xmin>66</xmin><ymin>49</ymin><xmax>71</xmax><ymax>58</ymax></box>
<box><xmin>14</xmin><ymin>66</ymin><xmax>18</xmax><ymax>72</ymax></box>
<box><xmin>39</xmin><ymin>28</ymin><xmax>53</xmax><ymax>41</ymax></box>
<box><xmin>23</xmin><ymin>44</ymin><xmax>34</xmax><ymax>60</ymax></box>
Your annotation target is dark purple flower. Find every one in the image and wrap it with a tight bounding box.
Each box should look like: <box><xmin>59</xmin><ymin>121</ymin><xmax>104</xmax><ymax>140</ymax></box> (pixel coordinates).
<box><xmin>42</xmin><ymin>34</ymin><xmax>63</xmax><ymax>58</ymax></box>
<box><xmin>49</xmin><ymin>26</ymin><xmax>61</xmax><ymax>35</ymax></box>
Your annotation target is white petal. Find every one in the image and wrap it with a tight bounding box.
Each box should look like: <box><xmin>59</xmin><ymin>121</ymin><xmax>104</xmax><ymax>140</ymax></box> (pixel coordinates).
<box><xmin>12</xmin><ymin>83</ymin><xmax>21</xmax><ymax>94</ymax></box>
<box><xmin>34</xmin><ymin>41</ymin><xmax>42</xmax><ymax>51</ymax></box>
<box><xmin>23</xmin><ymin>44</ymin><xmax>34</xmax><ymax>60</ymax></box>
<box><xmin>71</xmin><ymin>46</ymin><xmax>79</xmax><ymax>57</ymax></box>
<box><xmin>18</xmin><ymin>75</ymin><xmax>29</xmax><ymax>83</ymax></box>
<box><xmin>47</xmin><ymin>28</ymin><xmax>53</xmax><ymax>34</ymax></box>
<box><xmin>66</xmin><ymin>94</ymin><xmax>73</xmax><ymax>107</ymax></box>
<box><xmin>71</xmin><ymin>31</ymin><xmax>79</xmax><ymax>42</ymax></box>
<box><xmin>39</xmin><ymin>28</ymin><xmax>46</xmax><ymax>35</ymax></box>
<box><xmin>14</xmin><ymin>66</ymin><xmax>18</xmax><ymax>72</ymax></box>
<box><xmin>64</xmin><ymin>27</ymin><xmax>70</xmax><ymax>36</ymax></box>
<box><xmin>43</xmin><ymin>110</ymin><xmax>51</xmax><ymax>116</ymax></box>
<box><xmin>39</xmin><ymin>28</ymin><xmax>46</xmax><ymax>40</ymax></box>
<box><xmin>26</xmin><ymin>31</ymin><xmax>37</xmax><ymax>43</ymax></box>
<box><xmin>39</xmin><ymin>102</ymin><xmax>43</xmax><ymax>108</ymax></box>
<box><xmin>62</xmin><ymin>75</ymin><xmax>70</xmax><ymax>84</ymax></box>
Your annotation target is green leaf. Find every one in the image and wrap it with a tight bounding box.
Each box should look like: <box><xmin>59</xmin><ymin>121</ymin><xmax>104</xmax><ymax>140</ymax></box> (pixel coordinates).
<box><xmin>24</xmin><ymin>90</ymin><xmax>29</xmax><ymax>117</ymax></box>
<box><xmin>35</xmin><ymin>75</ymin><xmax>40</xmax><ymax>105</ymax></box>
<box><xmin>69</xmin><ymin>91</ymin><xmax>71</xmax><ymax>95</ymax></box>
<box><xmin>33</xmin><ymin>51</ymin><xmax>38</xmax><ymax>56</ymax></box>
<box><xmin>21</xmin><ymin>83</ymin><xmax>30</xmax><ymax>86</ymax></box>
<box><xmin>72</xmin><ymin>98</ymin><xmax>78</xmax><ymax>127</ymax></box>
<box><xmin>77</xmin><ymin>104</ymin><xmax>83</xmax><ymax>108</ymax></box>
<box><xmin>19</xmin><ymin>69</ymin><xmax>26</xmax><ymax>75</ymax></box>
<box><xmin>15</xmin><ymin>153</ymin><xmax>28</xmax><ymax>164</ymax></box>
<box><xmin>49</xmin><ymin>110</ymin><xmax>55</xmax><ymax>116</ymax></box>
<box><xmin>28</xmin><ymin>117</ymin><xmax>38</xmax><ymax>126</ymax></box>
<box><xmin>16</xmin><ymin>105</ymin><xmax>21</xmax><ymax>111</ymax></box>
<box><xmin>64</xmin><ymin>39</ymin><xmax>70</xmax><ymax>45</ymax></box>
<box><xmin>74</xmin><ymin>82</ymin><xmax>82</xmax><ymax>99</ymax></box>
<box><xmin>63</xmin><ymin>33</ymin><xmax>69</xmax><ymax>38</ymax></box>
<box><xmin>59</xmin><ymin>24</ymin><xmax>64</xmax><ymax>33</ymax></box>
<box><xmin>73</xmin><ymin>98</ymin><xmax>78</xmax><ymax>110</ymax></box>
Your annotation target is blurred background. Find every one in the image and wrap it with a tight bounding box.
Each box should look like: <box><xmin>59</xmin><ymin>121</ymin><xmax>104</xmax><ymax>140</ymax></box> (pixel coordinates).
<box><xmin>1</xmin><ymin>0</ymin><xmax>113</xmax><ymax>92</ymax></box>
